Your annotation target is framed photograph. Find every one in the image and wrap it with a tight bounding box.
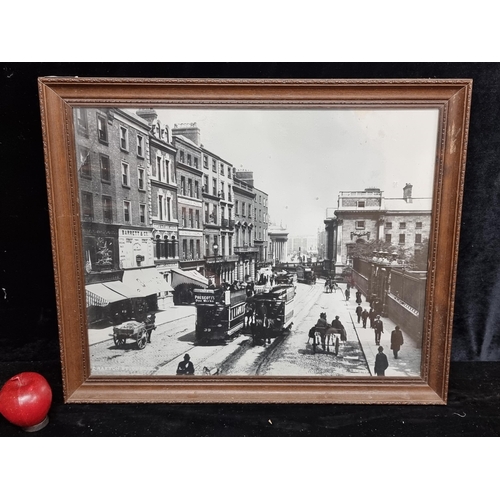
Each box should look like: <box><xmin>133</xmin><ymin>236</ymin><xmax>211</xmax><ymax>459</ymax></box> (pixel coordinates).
<box><xmin>38</xmin><ymin>78</ymin><xmax>471</xmax><ymax>404</ymax></box>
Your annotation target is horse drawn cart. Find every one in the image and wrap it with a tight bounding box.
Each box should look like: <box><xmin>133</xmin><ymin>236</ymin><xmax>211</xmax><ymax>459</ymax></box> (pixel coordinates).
<box><xmin>112</xmin><ymin>314</ymin><xmax>156</xmax><ymax>350</ymax></box>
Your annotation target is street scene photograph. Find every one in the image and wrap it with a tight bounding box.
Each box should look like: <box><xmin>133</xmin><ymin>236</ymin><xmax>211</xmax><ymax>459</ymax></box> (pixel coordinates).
<box><xmin>74</xmin><ymin>106</ymin><xmax>439</xmax><ymax>378</ymax></box>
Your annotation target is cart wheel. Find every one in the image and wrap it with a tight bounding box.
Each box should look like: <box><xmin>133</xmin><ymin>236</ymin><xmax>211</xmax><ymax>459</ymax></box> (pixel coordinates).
<box><xmin>136</xmin><ymin>331</ymin><xmax>147</xmax><ymax>350</ymax></box>
<box><xmin>114</xmin><ymin>335</ymin><xmax>126</xmax><ymax>347</ymax></box>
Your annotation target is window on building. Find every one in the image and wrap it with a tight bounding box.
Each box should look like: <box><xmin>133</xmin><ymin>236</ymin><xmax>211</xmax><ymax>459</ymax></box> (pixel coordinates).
<box><xmin>399</xmin><ymin>233</ymin><xmax>405</xmax><ymax>244</ymax></box>
<box><xmin>221</xmin><ymin>235</ymin><xmax>226</xmax><ymax>256</ymax></box>
<box><xmin>189</xmin><ymin>240</ymin><xmax>194</xmax><ymax>260</ymax></box>
<box><xmin>140</xmin><ymin>204</ymin><xmax>146</xmax><ymax>224</ymax></box>
<box><xmin>195</xmin><ymin>210</ymin><xmax>200</xmax><ymax>228</ymax></box>
<box><xmin>102</xmin><ymin>196</ymin><xmax>112</xmax><ymax>223</ymax></box>
<box><xmin>235</xmin><ymin>201</ymin><xmax>239</xmax><ymax>215</ymax></box>
<box><xmin>167</xmin><ymin>197</ymin><xmax>171</xmax><ymax>221</ymax></box>
<box><xmin>228</xmin><ymin>185</ymin><xmax>232</xmax><ymax>201</ymax></box>
<box><xmin>158</xmin><ymin>195</ymin><xmax>163</xmax><ymax>220</ymax></box>
<box><xmin>179</xmin><ymin>150</ymin><xmax>184</xmax><ymax>163</ymax></box>
<box><xmin>220</xmin><ymin>182</ymin><xmax>224</xmax><ymax>199</ymax></box>
<box><xmin>212</xmin><ymin>178</ymin><xmax>217</xmax><ymax>196</ymax></box>
<box><xmin>415</xmin><ymin>233</ymin><xmax>422</xmax><ymax>244</ymax></box>
<box><xmin>358</xmin><ymin>201</ymin><xmax>366</xmax><ymax>208</ymax></box>
<box><xmin>355</xmin><ymin>221</ymin><xmax>365</xmax><ymax>230</ymax></box>
<box><xmin>385</xmin><ymin>234</ymin><xmax>392</xmax><ymax>243</ymax></box>
<box><xmin>182</xmin><ymin>240</ymin><xmax>187</xmax><ymax>260</ymax></box>
<box><xmin>242</xmin><ymin>202</ymin><xmax>246</xmax><ymax>216</ymax></box>
<box><xmin>181</xmin><ymin>176</ymin><xmax>186</xmax><ymax>196</ymax></box>
<box><xmin>100</xmin><ymin>155</ymin><xmax>110</xmax><ymax>182</ymax></box>
<box><xmin>138</xmin><ymin>168</ymin><xmax>145</xmax><ymax>190</ymax></box>
<box><xmin>165</xmin><ymin>160</ymin><xmax>170</xmax><ymax>184</ymax></box>
<box><xmin>416</xmin><ymin>221</ymin><xmax>423</xmax><ymax>229</ymax></box>
<box><xmin>220</xmin><ymin>163</ymin><xmax>224</xmax><ymax>175</ymax></box>
<box><xmin>194</xmin><ymin>157</ymin><xmax>198</xmax><ymax>169</ymax></box>
<box><xmin>123</xmin><ymin>201</ymin><xmax>131</xmax><ymax>223</ymax></box>
<box><xmin>229</xmin><ymin>235</ymin><xmax>233</xmax><ymax>254</ymax></box>
<box><xmin>97</xmin><ymin>114</ymin><xmax>108</xmax><ymax>143</ymax></box>
<box><xmin>189</xmin><ymin>209</ymin><xmax>193</xmax><ymax>228</ymax></box>
<box><xmin>76</xmin><ymin>109</ymin><xmax>88</xmax><ymax>136</ymax></box>
<box><xmin>399</xmin><ymin>222</ymin><xmax>406</xmax><ymax>229</ymax></box>
<box><xmin>182</xmin><ymin>207</ymin><xmax>186</xmax><ymax>227</ymax></box>
<box><xmin>121</xmin><ymin>162</ymin><xmax>129</xmax><ymax>186</ymax></box>
<box><xmin>81</xmin><ymin>191</ymin><xmax>93</xmax><ymax>220</ymax></box>
<box><xmin>385</xmin><ymin>222</ymin><xmax>392</xmax><ymax>229</ymax></box>
<box><xmin>196</xmin><ymin>240</ymin><xmax>200</xmax><ymax>259</ymax></box>
<box><xmin>119</xmin><ymin>126</ymin><xmax>129</xmax><ymax>151</ymax></box>
<box><xmin>79</xmin><ymin>147</ymin><xmax>91</xmax><ymax>178</ymax></box>
<box><xmin>212</xmin><ymin>159</ymin><xmax>217</xmax><ymax>172</ymax></box>
<box><xmin>205</xmin><ymin>235</ymin><xmax>210</xmax><ymax>256</ymax></box>
<box><xmin>228</xmin><ymin>168</ymin><xmax>232</xmax><ymax>179</ymax></box>
<box><xmin>195</xmin><ymin>180</ymin><xmax>199</xmax><ymax>199</ymax></box>
<box><xmin>155</xmin><ymin>157</ymin><xmax>161</xmax><ymax>180</ymax></box>
<box><xmin>187</xmin><ymin>153</ymin><xmax>192</xmax><ymax>166</ymax></box>
<box><xmin>228</xmin><ymin>207</ymin><xmax>232</xmax><ymax>221</ymax></box>
<box><xmin>203</xmin><ymin>155</ymin><xmax>208</xmax><ymax>169</ymax></box>
<box><xmin>188</xmin><ymin>178</ymin><xmax>193</xmax><ymax>197</ymax></box>
<box><xmin>205</xmin><ymin>204</ymin><xmax>209</xmax><ymax>223</ymax></box>
<box><xmin>203</xmin><ymin>175</ymin><xmax>208</xmax><ymax>193</ymax></box>
<box><xmin>137</xmin><ymin>135</ymin><xmax>144</xmax><ymax>157</ymax></box>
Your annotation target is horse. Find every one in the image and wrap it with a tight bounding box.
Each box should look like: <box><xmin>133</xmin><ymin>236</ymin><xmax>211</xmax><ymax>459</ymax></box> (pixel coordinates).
<box><xmin>312</xmin><ymin>326</ymin><xmax>339</xmax><ymax>354</ymax></box>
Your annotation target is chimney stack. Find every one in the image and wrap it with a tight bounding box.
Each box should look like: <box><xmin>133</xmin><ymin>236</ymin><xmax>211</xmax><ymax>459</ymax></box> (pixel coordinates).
<box><xmin>136</xmin><ymin>108</ymin><xmax>158</xmax><ymax>125</ymax></box>
<box><xmin>403</xmin><ymin>183</ymin><xmax>413</xmax><ymax>203</ymax></box>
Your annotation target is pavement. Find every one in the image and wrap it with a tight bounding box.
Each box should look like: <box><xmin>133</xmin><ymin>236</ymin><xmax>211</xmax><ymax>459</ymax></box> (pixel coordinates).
<box><xmin>318</xmin><ymin>279</ymin><xmax>421</xmax><ymax>376</ymax></box>
<box><xmin>87</xmin><ymin>304</ymin><xmax>196</xmax><ymax>346</ymax></box>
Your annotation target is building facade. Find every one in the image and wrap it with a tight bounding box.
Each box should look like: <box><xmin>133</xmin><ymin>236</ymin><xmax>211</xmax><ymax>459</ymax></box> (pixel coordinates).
<box><xmin>253</xmin><ymin>186</ymin><xmax>270</xmax><ymax>267</ymax></box>
<box><xmin>172</xmin><ymin>128</ymin><xmax>204</xmax><ymax>274</ymax></box>
<box><xmin>324</xmin><ymin>185</ymin><xmax>432</xmax><ymax>273</ymax></box>
<box><xmin>233</xmin><ymin>170</ymin><xmax>258</xmax><ymax>281</ymax></box>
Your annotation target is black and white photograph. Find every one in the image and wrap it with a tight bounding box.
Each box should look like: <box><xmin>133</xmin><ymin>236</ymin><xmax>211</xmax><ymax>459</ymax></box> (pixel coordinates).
<box><xmin>75</xmin><ymin>105</ymin><xmax>438</xmax><ymax>378</ymax></box>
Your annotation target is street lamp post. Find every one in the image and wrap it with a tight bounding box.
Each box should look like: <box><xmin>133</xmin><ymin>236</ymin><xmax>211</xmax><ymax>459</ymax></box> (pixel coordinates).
<box><xmin>213</xmin><ymin>243</ymin><xmax>219</xmax><ymax>286</ymax></box>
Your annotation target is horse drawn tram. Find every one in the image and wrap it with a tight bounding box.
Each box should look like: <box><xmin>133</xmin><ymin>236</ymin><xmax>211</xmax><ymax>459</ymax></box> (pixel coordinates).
<box><xmin>296</xmin><ymin>265</ymin><xmax>316</xmax><ymax>285</ymax></box>
<box><xmin>193</xmin><ymin>284</ymin><xmax>296</xmax><ymax>345</ymax></box>
<box><xmin>248</xmin><ymin>284</ymin><xmax>296</xmax><ymax>345</ymax></box>
<box><xmin>193</xmin><ymin>288</ymin><xmax>247</xmax><ymax>344</ymax></box>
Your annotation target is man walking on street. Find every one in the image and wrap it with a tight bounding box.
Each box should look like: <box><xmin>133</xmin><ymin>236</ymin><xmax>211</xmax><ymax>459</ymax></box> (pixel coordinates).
<box><xmin>373</xmin><ymin>315</ymin><xmax>384</xmax><ymax>345</ymax></box>
<box><xmin>361</xmin><ymin>308</ymin><xmax>369</xmax><ymax>328</ymax></box>
<box><xmin>355</xmin><ymin>304</ymin><xmax>363</xmax><ymax>323</ymax></box>
<box><xmin>390</xmin><ymin>325</ymin><xmax>404</xmax><ymax>359</ymax></box>
<box><xmin>368</xmin><ymin>308</ymin><xmax>376</xmax><ymax>329</ymax></box>
<box><xmin>374</xmin><ymin>346</ymin><xmax>389</xmax><ymax>376</ymax></box>
<box><xmin>345</xmin><ymin>288</ymin><xmax>350</xmax><ymax>301</ymax></box>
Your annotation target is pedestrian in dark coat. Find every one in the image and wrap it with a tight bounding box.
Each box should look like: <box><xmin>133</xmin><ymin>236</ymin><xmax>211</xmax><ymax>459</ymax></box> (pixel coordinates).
<box><xmin>355</xmin><ymin>304</ymin><xmax>363</xmax><ymax>323</ymax></box>
<box><xmin>331</xmin><ymin>316</ymin><xmax>346</xmax><ymax>341</ymax></box>
<box><xmin>373</xmin><ymin>315</ymin><xmax>384</xmax><ymax>345</ymax></box>
<box><xmin>368</xmin><ymin>308</ymin><xmax>376</xmax><ymax>328</ymax></box>
<box><xmin>374</xmin><ymin>346</ymin><xmax>389</xmax><ymax>376</ymax></box>
<box><xmin>176</xmin><ymin>354</ymin><xmax>195</xmax><ymax>375</ymax></box>
<box><xmin>361</xmin><ymin>309</ymin><xmax>369</xmax><ymax>328</ymax></box>
<box><xmin>345</xmin><ymin>288</ymin><xmax>350</xmax><ymax>301</ymax></box>
<box><xmin>390</xmin><ymin>325</ymin><xmax>404</xmax><ymax>358</ymax></box>
<box><xmin>355</xmin><ymin>290</ymin><xmax>362</xmax><ymax>304</ymax></box>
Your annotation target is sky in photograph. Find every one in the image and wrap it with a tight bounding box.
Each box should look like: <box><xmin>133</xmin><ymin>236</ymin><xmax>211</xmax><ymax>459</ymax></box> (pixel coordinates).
<box><xmin>154</xmin><ymin>108</ymin><xmax>439</xmax><ymax>238</ymax></box>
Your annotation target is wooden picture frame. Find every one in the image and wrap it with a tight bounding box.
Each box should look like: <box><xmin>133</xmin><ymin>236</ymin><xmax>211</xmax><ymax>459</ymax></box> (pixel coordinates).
<box><xmin>38</xmin><ymin>78</ymin><xmax>471</xmax><ymax>404</ymax></box>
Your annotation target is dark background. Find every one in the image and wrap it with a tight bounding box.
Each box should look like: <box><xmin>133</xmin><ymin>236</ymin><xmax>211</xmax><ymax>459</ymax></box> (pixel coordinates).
<box><xmin>1</xmin><ymin>62</ymin><xmax>499</xmax><ymax>436</ymax></box>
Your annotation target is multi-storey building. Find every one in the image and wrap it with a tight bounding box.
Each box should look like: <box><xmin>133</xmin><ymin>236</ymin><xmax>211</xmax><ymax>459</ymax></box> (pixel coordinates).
<box><xmin>253</xmin><ymin>186</ymin><xmax>270</xmax><ymax>267</ymax></box>
<box><xmin>172</xmin><ymin>126</ymin><xmax>204</xmax><ymax>274</ymax></box>
<box><xmin>75</xmin><ymin>107</ymin><xmax>175</xmax><ymax>319</ymax></box>
<box><xmin>324</xmin><ymin>184</ymin><xmax>432</xmax><ymax>275</ymax></box>
<box><xmin>233</xmin><ymin>169</ymin><xmax>258</xmax><ymax>281</ymax></box>
<box><xmin>201</xmin><ymin>146</ymin><xmax>238</xmax><ymax>284</ymax></box>
<box><xmin>136</xmin><ymin>110</ymin><xmax>179</xmax><ymax>291</ymax></box>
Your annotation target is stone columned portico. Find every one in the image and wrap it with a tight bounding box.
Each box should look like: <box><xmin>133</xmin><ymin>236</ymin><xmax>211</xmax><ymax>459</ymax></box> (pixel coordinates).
<box><xmin>268</xmin><ymin>227</ymin><xmax>289</xmax><ymax>265</ymax></box>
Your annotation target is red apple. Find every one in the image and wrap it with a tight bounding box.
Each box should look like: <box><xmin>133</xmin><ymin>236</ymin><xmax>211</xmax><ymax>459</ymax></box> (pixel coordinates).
<box><xmin>0</xmin><ymin>372</ymin><xmax>52</xmax><ymax>431</ymax></box>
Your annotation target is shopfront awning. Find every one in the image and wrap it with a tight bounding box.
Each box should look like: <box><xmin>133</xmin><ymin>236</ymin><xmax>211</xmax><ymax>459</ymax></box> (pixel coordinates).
<box><xmin>122</xmin><ymin>268</ymin><xmax>174</xmax><ymax>295</ymax></box>
<box><xmin>102</xmin><ymin>280</ymin><xmax>145</xmax><ymax>299</ymax></box>
<box><xmin>85</xmin><ymin>283</ymin><xmax>128</xmax><ymax>307</ymax></box>
<box><xmin>171</xmin><ymin>268</ymin><xmax>209</xmax><ymax>289</ymax></box>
